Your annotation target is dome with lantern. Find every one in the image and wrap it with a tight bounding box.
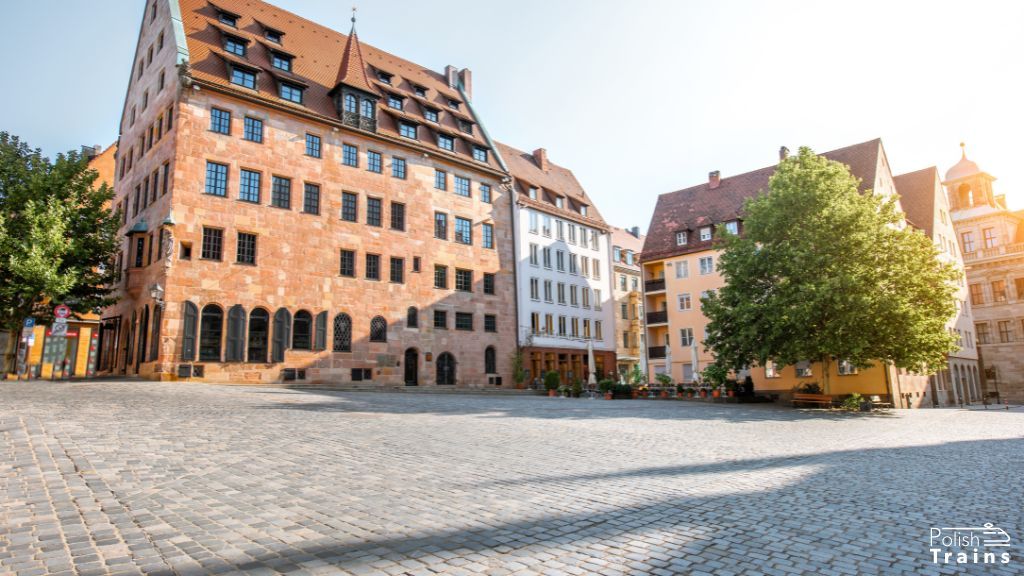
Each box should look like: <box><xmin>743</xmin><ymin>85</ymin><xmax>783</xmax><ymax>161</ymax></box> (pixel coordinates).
<box><xmin>944</xmin><ymin>142</ymin><xmax>983</xmax><ymax>182</ymax></box>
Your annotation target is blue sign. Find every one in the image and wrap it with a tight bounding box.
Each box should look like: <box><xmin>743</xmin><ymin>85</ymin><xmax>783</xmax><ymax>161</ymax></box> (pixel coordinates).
<box><xmin>23</xmin><ymin>318</ymin><xmax>35</xmax><ymax>328</ymax></box>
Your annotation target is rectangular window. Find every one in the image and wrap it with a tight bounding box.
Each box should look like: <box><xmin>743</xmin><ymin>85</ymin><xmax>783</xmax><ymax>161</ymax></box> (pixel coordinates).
<box><xmin>542</xmin><ymin>215</ymin><xmax>552</xmax><ymax>237</ymax></box>
<box><xmin>998</xmin><ymin>320</ymin><xmax>1014</xmax><ymax>343</ymax></box>
<box><xmin>530</xmin><ymin>278</ymin><xmax>539</xmax><ymax>300</ymax></box>
<box><xmin>678</xmin><ymin>293</ymin><xmax>691</xmax><ymax>311</ymax></box>
<box><xmin>279</xmin><ymin>82</ymin><xmax>303</xmax><ymax>104</ymax></box>
<box><xmin>969</xmin><ymin>283</ymin><xmax>984</xmax><ymax>305</ymax></box>
<box><xmin>992</xmin><ymin>280</ymin><xmax>1007</xmax><ymax>302</ymax></box>
<box><xmin>570</xmin><ymin>285</ymin><xmax>578</xmax><ymax>306</ymax></box>
<box><xmin>341</xmin><ymin>192</ymin><xmax>358</xmax><ymax>222</ymax></box>
<box><xmin>483</xmin><ymin>273</ymin><xmax>495</xmax><ymax>295</ymax></box>
<box><xmin>976</xmin><ymin>322</ymin><xmax>990</xmax><ymax>344</ymax></box>
<box><xmin>236</xmin><ymin>232</ymin><xmax>257</xmax><ymax>264</ymax></box>
<box><xmin>795</xmin><ymin>362</ymin><xmax>813</xmax><ymax>377</ymax></box>
<box><xmin>679</xmin><ymin>328</ymin><xmax>694</xmax><ymax>347</ymax></box>
<box><xmin>271</xmin><ymin>176</ymin><xmax>291</xmax><ymax>209</ymax></box>
<box><xmin>434</xmin><ymin>212</ymin><xmax>448</xmax><ymax>239</ymax></box>
<box><xmin>454</xmin><ymin>176</ymin><xmax>471</xmax><ymax>197</ymax></box>
<box><xmin>340</xmin><ymin>249</ymin><xmax>356</xmax><ymax>277</ymax></box>
<box><xmin>365</xmin><ymin>197</ymin><xmax>382</xmax><ymax>227</ymax></box>
<box><xmin>161</xmin><ymin>162</ymin><xmax>169</xmax><ymax>195</ymax></box>
<box><xmin>224</xmin><ymin>36</ymin><xmax>246</xmax><ymax>55</ymax></box>
<box><xmin>473</xmin><ymin>146</ymin><xmax>488</xmax><ymax>162</ymax></box>
<box><xmin>1016</xmin><ymin>278</ymin><xmax>1024</xmax><ymax>301</ymax></box>
<box><xmin>433</xmin><ymin>310</ymin><xmax>447</xmax><ymax>329</ymax></box>
<box><xmin>676</xmin><ymin>260</ymin><xmax>689</xmax><ymax>278</ymax></box>
<box><xmin>571</xmin><ymin>317</ymin><xmax>579</xmax><ymax>337</ymax></box>
<box><xmin>413</xmin><ymin>257</ymin><xmax>421</xmax><ymax>272</ymax></box>
<box><xmin>239</xmin><ymin>169</ymin><xmax>260</xmax><ymax>203</ymax></box>
<box><xmin>454</xmin><ymin>217</ymin><xmax>472</xmax><ymax>244</ymax></box>
<box><xmin>544</xmin><ymin>280</ymin><xmax>553</xmax><ymax>302</ymax></box>
<box><xmin>480</xmin><ymin>184</ymin><xmax>491</xmax><ymax>203</ymax></box>
<box><xmin>725</xmin><ymin>221</ymin><xmax>739</xmax><ymax>235</ymax></box>
<box><xmin>700</xmin><ymin>226</ymin><xmax>712</xmax><ymax>241</ymax></box>
<box><xmin>305</xmin><ymin>133</ymin><xmax>321</xmax><ymax>158</ymax></box>
<box><xmin>529</xmin><ymin>243</ymin><xmax>539</xmax><ymax>266</ymax></box>
<box><xmin>543</xmin><ymin>248</ymin><xmax>552</xmax><ymax>268</ymax></box>
<box><xmin>303</xmin><ymin>183</ymin><xmax>320</xmax><ymax>215</ymax></box>
<box><xmin>528</xmin><ymin>211</ymin><xmax>538</xmax><ymax>234</ymax></box>
<box><xmin>455</xmin><ymin>269</ymin><xmax>473</xmax><ymax>292</ymax></box>
<box><xmin>388</xmin><ymin>94</ymin><xmax>403</xmax><ymax>109</ymax></box>
<box><xmin>390</xmin><ymin>202</ymin><xmax>406</xmax><ymax>231</ymax></box>
<box><xmin>434</xmin><ymin>169</ymin><xmax>447</xmax><ymax>190</ymax></box>
<box><xmin>983</xmin><ymin>227</ymin><xmax>997</xmax><ymax>249</ymax></box>
<box><xmin>434</xmin><ymin>265</ymin><xmax>448</xmax><ymax>289</ymax></box>
<box><xmin>569</xmin><ymin>254</ymin><xmax>578</xmax><ymax>274</ymax></box>
<box><xmin>367</xmin><ymin>150</ymin><xmax>382</xmax><ymax>173</ymax></box>
<box><xmin>961</xmin><ymin>232</ymin><xmax>975</xmax><ymax>253</ymax></box>
<box><xmin>557</xmin><ymin>283</ymin><xmax>566</xmax><ymax>304</ymax></box>
<box><xmin>582</xmin><ymin>288</ymin><xmax>590</xmax><ymax>308</ymax></box>
<box><xmin>201</xmin><ymin>227</ymin><xmax>223</xmax><ymax>260</ymax></box>
<box><xmin>699</xmin><ymin>256</ymin><xmax>714</xmax><ymax>275</ymax></box>
<box><xmin>399</xmin><ymin>122</ymin><xmax>417</xmax><ymax>139</ymax></box>
<box><xmin>204</xmin><ymin>161</ymin><xmax>228</xmax><ymax>196</ymax></box>
<box><xmin>392</xmin><ymin>157</ymin><xmax>406</xmax><ymax>179</ymax></box>
<box><xmin>230</xmin><ymin>68</ymin><xmax>256</xmax><ymax>89</ymax></box>
<box><xmin>210</xmin><ymin>108</ymin><xmax>231</xmax><ymax>134</ymax></box>
<box><xmin>271</xmin><ymin>53</ymin><xmax>292</xmax><ymax>71</ymax></box>
<box><xmin>482</xmin><ymin>223</ymin><xmax>494</xmax><ymax>249</ymax></box>
<box><xmin>390</xmin><ymin>257</ymin><xmax>404</xmax><ymax>284</ymax></box>
<box><xmin>583</xmin><ymin>319</ymin><xmax>591</xmax><ymax>339</ymax></box>
<box><xmin>342</xmin><ymin>143</ymin><xmax>358</xmax><ymax>167</ymax></box>
<box><xmin>424</xmin><ymin>108</ymin><xmax>438</xmax><ymax>122</ymax></box>
<box><xmin>484</xmin><ymin>314</ymin><xmax>497</xmax><ymax>333</ymax></box>
<box><xmin>243</xmin><ymin>116</ymin><xmax>263</xmax><ymax>142</ymax></box>
<box><xmin>365</xmin><ymin>254</ymin><xmax>380</xmax><ymax>280</ymax></box>
<box><xmin>455</xmin><ymin>312</ymin><xmax>473</xmax><ymax>331</ymax></box>
<box><xmin>438</xmin><ymin>134</ymin><xmax>454</xmax><ymax>151</ymax></box>
<box><xmin>556</xmin><ymin>250</ymin><xmax>565</xmax><ymax>272</ymax></box>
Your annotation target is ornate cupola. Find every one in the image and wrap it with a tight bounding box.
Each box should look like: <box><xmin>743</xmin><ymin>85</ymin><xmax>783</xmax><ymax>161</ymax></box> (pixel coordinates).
<box><xmin>328</xmin><ymin>9</ymin><xmax>378</xmax><ymax>132</ymax></box>
<box><xmin>943</xmin><ymin>142</ymin><xmax>997</xmax><ymax>211</ymax></box>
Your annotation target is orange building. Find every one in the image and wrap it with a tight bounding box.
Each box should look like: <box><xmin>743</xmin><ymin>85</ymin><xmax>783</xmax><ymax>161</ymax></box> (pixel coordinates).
<box><xmin>640</xmin><ymin>140</ymin><xmax>947</xmax><ymax>407</ymax></box>
<box><xmin>99</xmin><ymin>0</ymin><xmax>515</xmax><ymax>386</ymax></box>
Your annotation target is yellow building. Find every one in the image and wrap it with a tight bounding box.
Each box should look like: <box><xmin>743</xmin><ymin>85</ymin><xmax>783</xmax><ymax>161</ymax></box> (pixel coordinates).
<box><xmin>640</xmin><ymin>140</ymin><xmax>936</xmax><ymax>407</ymax></box>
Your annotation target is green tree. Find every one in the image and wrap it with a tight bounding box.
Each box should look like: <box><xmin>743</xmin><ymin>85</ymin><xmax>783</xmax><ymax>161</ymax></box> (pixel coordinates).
<box><xmin>0</xmin><ymin>132</ymin><xmax>120</xmax><ymax>368</ymax></box>
<box><xmin>702</xmin><ymin>147</ymin><xmax>959</xmax><ymax>393</ymax></box>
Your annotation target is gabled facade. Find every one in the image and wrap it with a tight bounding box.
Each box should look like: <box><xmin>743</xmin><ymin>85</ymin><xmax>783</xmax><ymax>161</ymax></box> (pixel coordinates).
<box><xmin>498</xmin><ymin>143</ymin><xmax>616</xmax><ymax>386</ymax></box>
<box><xmin>640</xmin><ymin>139</ymin><xmax>936</xmax><ymax>407</ymax></box>
<box><xmin>895</xmin><ymin>166</ymin><xmax>981</xmax><ymax>405</ymax></box>
<box><xmin>945</xmin><ymin>145</ymin><xmax>1024</xmax><ymax>404</ymax></box>
<box><xmin>99</xmin><ymin>0</ymin><xmax>514</xmax><ymax>386</ymax></box>
<box><xmin>610</xmin><ymin>226</ymin><xmax>646</xmax><ymax>378</ymax></box>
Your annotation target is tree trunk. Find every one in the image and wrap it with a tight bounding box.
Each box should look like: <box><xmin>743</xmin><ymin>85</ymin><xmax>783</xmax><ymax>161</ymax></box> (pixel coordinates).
<box><xmin>821</xmin><ymin>354</ymin><xmax>831</xmax><ymax>395</ymax></box>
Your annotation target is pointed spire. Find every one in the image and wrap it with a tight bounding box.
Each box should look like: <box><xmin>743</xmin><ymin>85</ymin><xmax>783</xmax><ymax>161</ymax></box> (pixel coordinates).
<box><xmin>960</xmin><ymin>141</ymin><xmax>967</xmax><ymax>159</ymax></box>
<box><xmin>333</xmin><ymin>6</ymin><xmax>375</xmax><ymax>94</ymax></box>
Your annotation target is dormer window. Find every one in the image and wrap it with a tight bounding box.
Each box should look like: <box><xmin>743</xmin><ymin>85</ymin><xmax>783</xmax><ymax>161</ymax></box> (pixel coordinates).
<box><xmin>700</xmin><ymin>226</ymin><xmax>712</xmax><ymax>241</ymax></box>
<box><xmin>270</xmin><ymin>52</ymin><xmax>292</xmax><ymax>72</ymax></box>
<box><xmin>377</xmin><ymin>71</ymin><xmax>393</xmax><ymax>84</ymax></box>
<box><xmin>555</xmin><ymin>197</ymin><xmax>564</xmax><ymax>209</ymax></box>
<box><xmin>437</xmin><ymin>134</ymin><xmax>454</xmax><ymax>151</ymax></box>
<box><xmin>360</xmin><ymin>99</ymin><xmax>374</xmax><ymax>118</ymax></box>
<box><xmin>264</xmin><ymin>29</ymin><xmax>282</xmax><ymax>43</ymax></box>
<box><xmin>279</xmin><ymin>82</ymin><xmax>304</xmax><ymax>104</ymax></box>
<box><xmin>473</xmin><ymin>146</ymin><xmax>488</xmax><ymax>163</ymax></box>
<box><xmin>528</xmin><ymin>187</ymin><xmax>538</xmax><ymax>200</ymax></box>
<box><xmin>399</xmin><ymin>122</ymin><xmax>417</xmax><ymax>139</ymax></box>
<box><xmin>447</xmin><ymin>98</ymin><xmax>460</xmax><ymax>109</ymax></box>
<box><xmin>457</xmin><ymin>119</ymin><xmax>473</xmax><ymax>134</ymax></box>
<box><xmin>414</xmin><ymin>85</ymin><xmax>427</xmax><ymax>97</ymax></box>
<box><xmin>218</xmin><ymin>11</ymin><xmax>238</xmax><ymax>27</ymax></box>
<box><xmin>625</xmin><ymin>252</ymin><xmax>634</xmax><ymax>265</ymax></box>
<box><xmin>344</xmin><ymin>93</ymin><xmax>357</xmax><ymax>113</ymax></box>
<box><xmin>676</xmin><ymin>231</ymin><xmax>688</xmax><ymax>246</ymax></box>
<box><xmin>224</xmin><ymin>36</ymin><xmax>246</xmax><ymax>57</ymax></box>
<box><xmin>387</xmin><ymin>95</ymin><xmax>403</xmax><ymax>110</ymax></box>
<box><xmin>725</xmin><ymin>221</ymin><xmax>739</xmax><ymax>235</ymax></box>
<box><xmin>613</xmin><ymin>247</ymin><xmax>621</xmax><ymax>261</ymax></box>
<box><xmin>424</xmin><ymin>108</ymin><xmax>438</xmax><ymax>122</ymax></box>
<box><xmin>230</xmin><ymin>67</ymin><xmax>257</xmax><ymax>89</ymax></box>
<box><xmin>580</xmin><ymin>205</ymin><xmax>588</xmax><ymax>216</ymax></box>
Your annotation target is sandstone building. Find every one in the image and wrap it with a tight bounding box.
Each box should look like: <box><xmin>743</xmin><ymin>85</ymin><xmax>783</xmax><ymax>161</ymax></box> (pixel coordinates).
<box><xmin>639</xmin><ymin>139</ymin><xmax>958</xmax><ymax>407</ymax></box>
<box><xmin>500</xmin><ymin>143</ymin><xmax>616</xmax><ymax>386</ymax></box>
<box><xmin>100</xmin><ymin>0</ymin><xmax>515</xmax><ymax>386</ymax></box>
<box><xmin>610</xmin><ymin>226</ymin><xmax>646</xmax><ymax>378</ymax></box>
<box><xmin>945</xmin><ymin>145</ymin><xmax>1024</xmax><ymax>404</ymax></box>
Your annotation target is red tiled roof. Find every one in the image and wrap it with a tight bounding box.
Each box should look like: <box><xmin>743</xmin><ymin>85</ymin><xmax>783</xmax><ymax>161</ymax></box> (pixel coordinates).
<box><xmin>894</xmin><ymin>167</ymin><xmax>941</xmax><ymax>237</ymax></box>
<box><xmin>179</xmin><ymin>0</ymin><xmax>497</xmax><ymax>169</ymax></box>
<box><xmin>641</xmin><ymin>139</ymin><xmax>883</xmax><ymax>262</ymax></box>
<box><xmin>495</xmin><ymin>142</ymin><xmax>608</xmax><ymax>229</ymax></box>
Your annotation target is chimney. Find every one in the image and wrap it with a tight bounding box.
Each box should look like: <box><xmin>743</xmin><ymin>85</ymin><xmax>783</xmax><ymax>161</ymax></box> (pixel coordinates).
<box><xmin>458</xmin><ymin>68</ymin><xmax>472</xmax><ymax>100</ymax></box>
<box><xmin>533</xmin><ymin>148</ymin><xmax>549</xmax><ymax>171</ymax></box>
<box><xmin>444</xmin><ymin>65</ymin><xmax>458</xmax><ymax>90</ymax></box>
<box><xmin>779</xmin><ymin>146</ymin><xmax>789</xmax><ymax>161</ymax></box>
<box><xmin>708</xmin><ymin>170</ymin><xmax>721</xmax><ymax>189</ymax></box>
<box><xmin>629</xmin><ymin>226</ymin><xmax>640</xmax><ymax>238</ymax></box>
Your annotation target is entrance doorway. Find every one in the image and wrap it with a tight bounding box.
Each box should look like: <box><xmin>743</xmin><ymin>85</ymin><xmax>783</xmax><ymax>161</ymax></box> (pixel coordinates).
<box><xmin>436</xmin><ymin>352</ymin><xmax>456</xmax><ymax>385</ymax></box>
<box><xmin>404</xmin><ymin>348</ymin><xmax>418</xmax><ymax>386</ymax></box>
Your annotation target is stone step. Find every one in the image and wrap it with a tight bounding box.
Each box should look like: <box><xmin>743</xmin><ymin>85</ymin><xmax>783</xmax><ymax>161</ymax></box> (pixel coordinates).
<box><xmin>287</xmin><ymin>384</ymin><xmax>545</xmax><ymax>395</ymax></box>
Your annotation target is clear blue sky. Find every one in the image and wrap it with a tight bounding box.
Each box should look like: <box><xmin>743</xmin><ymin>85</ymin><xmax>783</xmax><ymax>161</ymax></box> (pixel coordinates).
<box><xmin>2</xmin><ymin>0</ymin><xmax>1021</xmax><ymax>229</ymax></box>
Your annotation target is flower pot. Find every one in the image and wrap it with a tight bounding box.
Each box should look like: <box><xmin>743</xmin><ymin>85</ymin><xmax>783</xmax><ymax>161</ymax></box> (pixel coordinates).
<box><xmin>548</xmin><ymin>389</ymin><xmax>557</xmax><ymax>397</ymax></box>
<box><xmin>727</xmin><ymin>390</ymin><xmax>735</xmax><ymax>397</ymax></box>
<box><xmin>700</xmin><ymin>390</ymin><xmax>708</xmax><ymax>398</ymax></box>
<box><xmin>676</xmin><ymin>392</ymin><xmax>683</xmax><ymax>399</ymax></box>
<box><xmin>605</xmin><ymin>392</ymin><xmax>613</xmax><ymax>400</ymax></box>
<box><xmin>660</xmin><ymin>390</ymin><xmax>669</xmax><ymax>399</ymax></box>
<box><xmin>712</xmin><ymin>389</ymin><xmax>721</xmax><ymax>398</ymax></box>
<box><xmin>631</xmin><ymin>390</ymin><xmax>638</xmax><ymax>399</ymax></box>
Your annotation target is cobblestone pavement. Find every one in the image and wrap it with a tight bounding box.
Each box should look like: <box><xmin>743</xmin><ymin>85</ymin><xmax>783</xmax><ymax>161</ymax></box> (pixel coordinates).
<box><xmin>2</xmin><ymin>381</ymin><xmax>1022</xmax><ymax>576</ymax></box>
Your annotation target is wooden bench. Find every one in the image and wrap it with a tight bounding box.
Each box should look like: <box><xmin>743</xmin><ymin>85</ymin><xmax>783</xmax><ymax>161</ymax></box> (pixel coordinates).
<box><xmin>792</xmin><ymin>393</ymin><xmax>833</xmax><ymax>408</ymax></box>
<box><xmin>869</xmin><ymin>395</ymin><xmax>893</xmax><ymax>409</ymax></box>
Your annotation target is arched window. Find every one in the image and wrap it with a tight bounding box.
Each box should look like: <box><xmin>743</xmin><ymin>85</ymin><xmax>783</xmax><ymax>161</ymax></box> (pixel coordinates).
<box><xmin>344</xmin><ymin>93</ymin><xmax>357</xmax><ymax>113</ymax></box>
<box><xmin>360</xmin><ymin>99</ymin><xmax>374</xmax><ymax>118</ymax></box>
<box><xmin>314</xmin><ymin>311</ymin><xmax>327</xmax><ymax>351</ymax></box>
<box><xmin>247</xmin><ymin>308</ymin><xmax>269</xmax><ymax>363</ymax></box>
<box><xmin>272</xmin><ymin>308</ymin><xmax>291</xmax><ymax>362</ymax></box>
<box><xmin>370</xmin><ymin>316</ymin><xmax>387</xmax><ymax>342</ymax></box>
<box><xmin>485</xmin><ymin>346</ymin><xmax>496</xmax><ymax>374</ymax></box>
<box><xmin>149</xmin><ymin>304</ymin><xmax>162</xmax><ymax>361</ymax></box>
<box><xmin>293</xmin><ymin>310</ymin><xmax>312</xmax><ymax>350</ymax></box>
<box><xmin>199</xmin><ymin>304</ymin><xmax>224</xmax><ymax>361</ymax></box>
<box><xmin>333</xmin><ymin>313</ymin><xmax>352</xmax><ymax>352</ymax></box>
<box><xmin>137</xmin><ymin>306</ymin><xmax>150</xmax><ymax>367</ymax></box>
<box><xmin>126</xmin><ymin>311</ymin><xmax>136</xmax><ymax>366</ymax></box>
<box><xmin>225</xmin><ymin>305</ymin><xmax>246</xmax><ymax>362</ymax></box>
<box><xmin>437</xmin><ymin>352</ymin><xmax>456</xmax><ymax>385</ymax></box>
<box><xmin>181</xmin><ymin>302</ymin><xmax>198</xmax><ymax>360</ymax></box>
<box><xmin>407</xmin><ymin>307</ymin><xmax>418</xmax><ymax>329</ymax></box>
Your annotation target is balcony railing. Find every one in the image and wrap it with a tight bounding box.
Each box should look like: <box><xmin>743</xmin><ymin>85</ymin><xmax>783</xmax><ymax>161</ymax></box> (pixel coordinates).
<box><xmin>646</xmin><ymin>310</ymin><xmax>668</xmax><ymax>325</ymax></box>
<box><xmin>648</xmin><ymin>346</ymin><xmax>666</xmax><ymax>359</ymax></box>
<box><xmin>645</xmin><ymin>279</ymin><xmax>666</xmax><ymax>292</ymax></box>
<box><xmin>963</xmin><ymin>242</ymin><xmax>1024</xmax><ymax>263</ymax></box>
<box><xmin>342</xmin><ymin>111</ymin><xmax>377</xmax><ymax>133</ymax></box>
<box><xmin>125</xmin><ymin>267</ymin><xmax>146</xmax><ymax>298</ymax></box>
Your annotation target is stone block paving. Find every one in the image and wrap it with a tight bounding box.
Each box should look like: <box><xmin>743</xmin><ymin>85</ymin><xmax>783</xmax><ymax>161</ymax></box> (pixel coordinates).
<box><xmin>1</xmin><ymin>381</ymin><xmax>1022</xmax><ymax>575</ymax></box>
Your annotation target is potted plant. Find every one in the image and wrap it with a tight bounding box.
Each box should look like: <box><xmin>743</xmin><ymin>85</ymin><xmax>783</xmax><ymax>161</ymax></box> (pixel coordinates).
<box><xmin>686</xmin><ymin>387</ymin><xmax>695</xmax><ymax>398</ymax></box>
<box><xmin>636</xmin><ymin>385</ymin><xmax>649</xmax><ymax>399</ymax></box>
<box><xmin>725</xmin><ymin>379</ymin><xmax>738</xmax><ymax>397</ymax></box>
<box><xmin>711</xmin><ymin>384</ymin><xmax>721</xmax><ymax>398</ymax></box>
<box><xmin>544</xmin><ymin>371</ymin><xmax>560</xmax><ymax>397</ymax></box>
<box><xmin>570</xmin><ymin>379</ymin><xmax>583</xmax><ymax>398</ymax></box>
<box><xmin>599</xmin><ymin>378</ymin><xmax>615</xmax><ymax>399</ymax></box>
<box><xmin>675</xmin><ymin>384</ymin><xmax>685</xmax><ymax>398</ymax></box>
<box><xmin>699</xmin><ymin>387</ymin><xmax>708</xmax><ymax>398</ymax></box>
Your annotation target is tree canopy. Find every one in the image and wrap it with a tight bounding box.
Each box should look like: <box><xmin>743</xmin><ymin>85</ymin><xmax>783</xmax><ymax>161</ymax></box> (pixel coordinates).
<box><xmin>0</xmin><ymin>132</ymin><xmax>120</xmax><ymax>335</ymax></box>
<box><xmin>701</xmin><ymin>147</ymin><xmax>959</xmax><ymax>392</ymax></box>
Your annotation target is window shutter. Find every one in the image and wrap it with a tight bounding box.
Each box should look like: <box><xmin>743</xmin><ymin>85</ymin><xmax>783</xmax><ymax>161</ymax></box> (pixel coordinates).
<box><xmin>181</xmin><ymin>301</ymin><xmax>198</xmax><ymax>361</ymax></box>
<box><xmin>314</xmin><ymin>311</ymin><xmax>327</xmax><ymax>351</ymax></box>
<box><xmin>272</xmin><ymin>308</ymin><xmax>291</xmax><ymax>362</ymax></box>
<box><xmin>226</xmin><ymin>305</ymin><xmax>246</xmax><ymax>362</ymax></box>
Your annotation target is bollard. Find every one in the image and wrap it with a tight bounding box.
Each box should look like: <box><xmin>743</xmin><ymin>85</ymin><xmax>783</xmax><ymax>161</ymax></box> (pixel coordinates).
<box><xmin>1006</xmin><ymin>399</ymin><xmax>1010</xmax><ymax>411</ymax></box>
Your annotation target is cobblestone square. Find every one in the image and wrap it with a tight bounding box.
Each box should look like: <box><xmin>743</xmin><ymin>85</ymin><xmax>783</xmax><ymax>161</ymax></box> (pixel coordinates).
<box><xmin>2</xmin><ymin>381</ymin><xmax>1022</xmax><ymax>575</ymax></box>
